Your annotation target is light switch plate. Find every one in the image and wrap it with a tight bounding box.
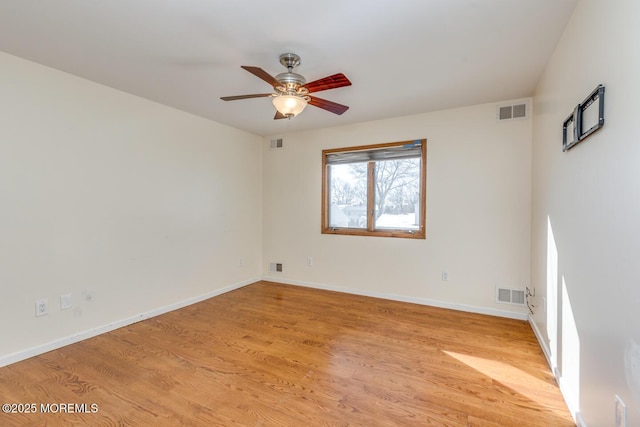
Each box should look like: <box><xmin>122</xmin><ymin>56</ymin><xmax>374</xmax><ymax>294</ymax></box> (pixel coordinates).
<box><xmin>60</xmin><ymin>293</ymin><xmax>72</xmax><ymax>310</ymax></box>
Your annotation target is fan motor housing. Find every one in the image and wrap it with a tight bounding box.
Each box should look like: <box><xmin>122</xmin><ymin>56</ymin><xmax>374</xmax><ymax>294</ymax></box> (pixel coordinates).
<box><xmin>275</xmin><ymin>72</ymin><xmax>306</xmax><ymax>89</ymax></box>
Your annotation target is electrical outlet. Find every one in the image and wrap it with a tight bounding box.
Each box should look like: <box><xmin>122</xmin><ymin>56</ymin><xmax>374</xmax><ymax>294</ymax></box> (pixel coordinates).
<box><xmin>239</xmin><ymin>257</ymin><xmax>244</xmax><ymax>267</ymax></box>
<box><xmin>615</xmin><ymin>395</ymin><xmax>626</xmax><ymax>427</ymax></box>
<box><xmin>60</xmin><ymin>293</ymin><xmax>72</xmax><ymax>310</ymax></box>
<box><xmin>307</xmin><ymin>257</ymin><xmax>313</xmax><ymax>267</ymax></box>
<box><xmin>35</xmin><ymin>299</ymin><xmax>48</xmax><ymax>317</ymax></box>
<box><xmin>441</xmin><ymin>272</ymin><xmax>448</xmax><ymax>281</ymax></box>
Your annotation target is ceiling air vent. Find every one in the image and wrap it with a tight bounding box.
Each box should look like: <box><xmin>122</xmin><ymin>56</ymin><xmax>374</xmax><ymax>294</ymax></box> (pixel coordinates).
<box><xmin>497</xmin><ymin>102</ymin><xmax>528</xmax><ymax>121</ymax></box>
<box><xmin>270</xmin><ymin>138</ymin><xmax>284</xmax><ymax>149</ymax></box>
<box><xmin>496</xmin><ymin>287</ymin><xmax>525</xmax><ymax>305</ymax></box>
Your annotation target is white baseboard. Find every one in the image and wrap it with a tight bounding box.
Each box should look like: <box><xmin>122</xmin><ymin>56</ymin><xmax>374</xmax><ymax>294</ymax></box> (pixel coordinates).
<box><xmin>263</xmin><ymin>276</ymin><xmax>528</xmax><ymax>320</ymax></box>
<box><xmin>528</xmin><ymin>314</ymin><xmax>585</xmax><ymax>426</ymax></box>
<box><xmin>575</xmin><ymin>412</ymin><xmax>587</xmax><ymax>427</ymax></box>
<box><xmin>528</xmin><ymin>314</ymin><xmax>553</xmax><ymax>369</ymax></box>
<box><xmin>0</xmin><ymin>277</ymin><xmax>259</xmax><ymax>368</ymax></box>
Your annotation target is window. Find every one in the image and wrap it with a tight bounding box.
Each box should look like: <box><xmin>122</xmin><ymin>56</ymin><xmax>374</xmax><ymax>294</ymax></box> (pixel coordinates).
<box><xmin>322</xmin><ymin>139</ymin><xmax>426</xmax><ymax>239</ymax></box>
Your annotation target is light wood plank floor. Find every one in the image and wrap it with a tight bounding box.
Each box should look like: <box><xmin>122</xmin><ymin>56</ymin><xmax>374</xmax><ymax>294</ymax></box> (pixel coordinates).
<box><xmin>0</xmin><ymin>281</ymin><xmax>574</xmax><ymax>426</ymax></box>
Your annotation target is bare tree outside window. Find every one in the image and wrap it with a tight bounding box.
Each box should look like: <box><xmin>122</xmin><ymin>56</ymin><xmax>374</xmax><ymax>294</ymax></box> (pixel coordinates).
<box><xmin>328</xmin><ymin>164</ymin><xmax>366</xmax><ymax>228</ymax></box>
<box><xmin>347</xmin><ymin>160</ymin><xmax>419</xmax><ymax>228</ymax></box>
<box><xmin>374</xmin><ymin>159</ymin><xmax>420</xmax><ymax>229</ymax></box>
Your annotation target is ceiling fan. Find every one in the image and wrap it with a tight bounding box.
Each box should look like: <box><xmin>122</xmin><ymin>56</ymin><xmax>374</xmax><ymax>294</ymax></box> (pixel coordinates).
<box><xmin>221</xmin><ymin>53</ymin><xmax>352</xmax><ymax>120</ymax></box>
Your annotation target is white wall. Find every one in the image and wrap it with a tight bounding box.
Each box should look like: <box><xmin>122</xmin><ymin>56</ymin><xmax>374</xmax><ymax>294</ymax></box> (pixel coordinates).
<box><xmin>262</xmin><ymin>101</ymin><xmax>532</xmax><ymax>317</ymax></box>
<box><xmin>0</xmin><ymin>52</ymin><xmax>263</xmax><ymax>363</ymax></box>
<box><xmin>530</xmin><ymin>0</ymin><xmax>640</xmax><ymax>425</ymax></box>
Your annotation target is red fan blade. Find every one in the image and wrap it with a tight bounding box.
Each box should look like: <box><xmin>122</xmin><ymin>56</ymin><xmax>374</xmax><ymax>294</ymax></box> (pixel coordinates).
<box><xmin>304</xmin><ymin>73</ymin><xmax>351</xmax><ymax>93</ymax></box>
<box><xmin>241</xmin><ymin>66</ymin><xmax>280</xmax><ymax>88</ymax></box>
<box><xmin>274</xmin><ymin>111</ymin><xmax>288</xmax><ymax>120</ymax></box>
<box><xmin>220</xmin><ymin>93</ymin><xmax>272</xmax><ymax>101</ymax></box>
<box><xmin>308</xmin><ymin>96</ymin><xmax>349</xmax><ymax>115</ymax></box>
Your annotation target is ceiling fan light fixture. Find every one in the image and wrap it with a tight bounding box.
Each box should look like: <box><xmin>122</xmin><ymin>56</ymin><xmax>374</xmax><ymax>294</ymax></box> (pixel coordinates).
<box><xmin>272</xmin><ymin>94</ymin><xmax>308</xmax><ymax>118</ymax></box>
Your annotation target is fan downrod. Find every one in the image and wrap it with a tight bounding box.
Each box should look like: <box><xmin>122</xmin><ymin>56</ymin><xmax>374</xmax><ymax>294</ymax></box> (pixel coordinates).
<box><xmin>275</xmin><ymin>53</ymin><xmax>306</xmax><ymax>91</ymax></box>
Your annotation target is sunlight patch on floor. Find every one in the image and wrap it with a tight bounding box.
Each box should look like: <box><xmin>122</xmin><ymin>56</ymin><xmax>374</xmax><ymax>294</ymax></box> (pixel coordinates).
<box><xmin>443</xmin><ymin>350</ymin><xmax>571</xmax><ymax>420</ymax></box>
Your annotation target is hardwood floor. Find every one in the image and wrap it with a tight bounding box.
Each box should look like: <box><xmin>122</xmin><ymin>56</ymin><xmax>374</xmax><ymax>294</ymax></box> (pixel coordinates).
<box><xmin>0</xmin><ymin>281</ymin><xmax>574</xmax><ymax>426</ymax></box>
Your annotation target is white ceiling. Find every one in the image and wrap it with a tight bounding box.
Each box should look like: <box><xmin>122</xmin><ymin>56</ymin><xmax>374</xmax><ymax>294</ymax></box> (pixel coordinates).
<box><xmin>0</xmin><ymin>1</ymin><xmax>577</xmax><ymax>136</ymax></box>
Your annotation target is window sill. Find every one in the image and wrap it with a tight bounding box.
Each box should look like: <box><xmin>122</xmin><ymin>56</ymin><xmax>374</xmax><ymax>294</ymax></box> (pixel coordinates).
<box><xmin>321</xmin><ymin>227</ymin><xmax>425</xmax><ymax>239</ymax></box>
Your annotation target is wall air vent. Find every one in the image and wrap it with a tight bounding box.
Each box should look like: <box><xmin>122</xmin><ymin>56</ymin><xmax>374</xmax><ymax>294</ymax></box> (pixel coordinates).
<box><xmin>497</xmin><ymin>102</ymin><xmax>528</xmax><ymax>121</ymax></box>
<box><xmin>270</xmin><ymin>138</ymin><xmax>284</xmax><ymax>149</ymax></box>
<box><xmin>496</xmin><ymin>287</ymin><xmax>525</xmax><ymax>305</ymax></box>
<box><xmin>269</xmin><ymin>262</ymin><xmax>283</xmax><ymax>273</ymax></box>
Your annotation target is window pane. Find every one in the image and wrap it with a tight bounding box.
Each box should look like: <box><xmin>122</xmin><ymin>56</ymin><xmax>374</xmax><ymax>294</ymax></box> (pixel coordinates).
<box><xmin>328</xmin><ymin>164</ymin><xmax>367</xmax><ymax>228</ymax></box>
<box><xmin>374</xmin><ymin>158</ymin><xmax>420</xmax><ymax>230</ymax></box>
